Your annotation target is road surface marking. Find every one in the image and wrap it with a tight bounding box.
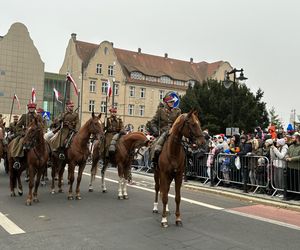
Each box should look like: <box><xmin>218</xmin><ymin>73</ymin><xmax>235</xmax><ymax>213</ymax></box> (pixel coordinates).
<box><xmin>82</xmin><ymin>171</ymin><xmax>300</xmax><ymax>231</ymax></box>
<box><xmin>0</xmin><ymin>212</ymin><xmax>25</xmax><ymax>235</ymax></box>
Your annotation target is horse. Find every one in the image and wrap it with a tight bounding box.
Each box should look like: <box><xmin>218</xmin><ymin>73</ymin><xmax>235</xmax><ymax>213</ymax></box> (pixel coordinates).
<box><xmin>50</xmin><ymin>112</ymin><xmax>103</xmax><ymax>200</ymax></box>
<box><xmin>89</xmin><ymin>131</ymin><xmax>149</xmax><ymax>199</ymax></box>
<box><xmin>22</xmin><ymin>117</ymin><xmax>49</xmax><ymax>205</ymax></box>
<box><xmin>152</xmin><ymin>110</ymin><xmax>205</xmax><ymax>227</ymax></box>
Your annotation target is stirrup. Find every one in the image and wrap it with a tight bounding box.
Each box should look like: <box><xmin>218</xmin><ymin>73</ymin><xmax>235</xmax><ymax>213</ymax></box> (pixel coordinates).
<box><xmin>13</xmin><ymin>161</ymin><xmax>21</xmax><ymax>170</ymax></box>
<box><xmin>59</xmin><ymin>153</ymin><xmax>65</xmax><ymax>160</ymax></box>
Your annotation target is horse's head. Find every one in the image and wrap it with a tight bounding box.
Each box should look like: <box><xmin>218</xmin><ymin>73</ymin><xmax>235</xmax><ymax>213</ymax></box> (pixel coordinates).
<box><xmin>23</xmin><ymin>117</ymin><xmax>44</xmax><ymax>150</ymax></box>
<box><xmin>182</xmin><ymin>110</ymin><xmax>205</xmax><ymax>148</ymax></box>
<box><xmin>88</xmin><ymin>112</ymin><xmax>104</xmax><ymax>140</ymax></box>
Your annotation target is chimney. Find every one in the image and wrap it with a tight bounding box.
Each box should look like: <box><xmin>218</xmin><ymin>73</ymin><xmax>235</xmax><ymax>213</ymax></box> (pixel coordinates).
<box><xmin>164</xmin><ymin>53</ymin><xmax>168</xmax><ymax>58</ymax></box>
<box><xmin>138</xmin><ymin>48</ymin><xmax>141</xmax><ymax>54</ymax></box>
<box><xmin>190</xmin><ymin>58</ymin><xmax>193</xmax><ymax>63</ymax></box>
<box><xmin>71</xmin><ymin>33</ymin><xmax>77</xmax><ymax>41</ymax></box>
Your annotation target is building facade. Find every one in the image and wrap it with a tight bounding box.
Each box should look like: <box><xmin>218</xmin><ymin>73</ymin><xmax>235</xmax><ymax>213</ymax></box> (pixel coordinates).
<box><xmin>60</xmin><ymin>34</ymin><xmax>232</xmax><ymax>131</ymax></box>
<box><xmin>0</xmin><ymin>23</ymin><xmax>44</xmax><ymax>124</ymax></box>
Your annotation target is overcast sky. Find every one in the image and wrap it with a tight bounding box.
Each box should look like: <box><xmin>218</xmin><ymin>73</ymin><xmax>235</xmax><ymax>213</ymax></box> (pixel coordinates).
<box><xmin>1</xmin><ymin>0</ymin><xmax>299</xmax><ymax>128</ymax></box>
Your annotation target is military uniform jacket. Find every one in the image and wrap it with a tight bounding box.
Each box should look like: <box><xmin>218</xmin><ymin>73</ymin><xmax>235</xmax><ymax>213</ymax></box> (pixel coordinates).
<box><xmin>106</xmin><ymin>116</ymin><xmax>124</xmax><ymax>134</ymax></box>
<box><xmin>16</xmin><ymin>112</ymin><xmax>38</xmax><ymax>136</ymax></box>
<box><xmin>57</xmin><ymin>111</ymin><xmax>80</xmax><ymax>131</ymax></box>
<box><xmin>9</xmin><ymin>122</ymin><xmax>18</xmax><ymax>135</ymax></box>
<box><xmin>150</xmin><ymin>103</ymin><xmax>181</xmax><ymax>135</ymax></box>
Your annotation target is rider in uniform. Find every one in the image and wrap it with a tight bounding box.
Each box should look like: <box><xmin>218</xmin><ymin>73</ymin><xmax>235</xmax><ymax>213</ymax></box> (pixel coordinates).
<box><xmin>7</xmin><ymin>115</ymin><xmax>19</xmax><ymax>143</ymax></box>
<box><xmin>105</xmin><ymin>107</ymin><xmax>125</xmax><ymax>157</ymax></box>
<box><xmin>149</xmin><ymin>91</ymin><xmax>181</xmax><ymax>164</ymax></box>
<box><xmin>10</xmin><ymin>102</ymin><xmax>38</xmax><ymax>169</ymax></box>
<box><xmin>50</xmin><ymin>100</ymin><xmax>79</xmax><ymax>159</ymax></box>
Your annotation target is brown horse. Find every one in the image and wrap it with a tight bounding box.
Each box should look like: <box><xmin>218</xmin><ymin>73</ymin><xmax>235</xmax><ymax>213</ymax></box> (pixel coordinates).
<box><xmin>152</xmin><ymin>110</ymin><xmax>205</xmax><ymax>227</ymax></box>
<box><xmin>22</xmin><ymin>117</ymin><xmax>49</xmax><ymax>205</ymax></box>
<box><xmin>89</xmin><ymin>132</ymin><xmax>149</xmax><ymax>199</ymax></box>
<box><xmin>50</xmin><ymin>113</ymin><xmax>103</xmax><ymax>200</ymax></box>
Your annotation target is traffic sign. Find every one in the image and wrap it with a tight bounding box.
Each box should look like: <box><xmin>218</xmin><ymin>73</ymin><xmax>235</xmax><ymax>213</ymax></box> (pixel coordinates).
<box><xmin>169</xmin><ymin>91</ymin><xmax>180</xmax><ymax>108</ymax></box>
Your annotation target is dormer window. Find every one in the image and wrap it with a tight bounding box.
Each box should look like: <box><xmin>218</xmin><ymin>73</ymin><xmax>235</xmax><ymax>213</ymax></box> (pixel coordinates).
<box><xmin>131</xmin><ymin>71</ymin><xmax>145</xmax><ymax>80</ymax></box>
<box><xmin>160</xmin><ymin>76</ymin><xmax>172</xmax><ymax>84</ymax></box>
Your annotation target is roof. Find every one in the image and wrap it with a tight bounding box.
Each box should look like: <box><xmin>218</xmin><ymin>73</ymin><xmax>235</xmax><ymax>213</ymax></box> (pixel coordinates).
<box><xmin>74</xmin><ymin>40</ymin><xmax>224</xmax><ymax>82</ymax></box>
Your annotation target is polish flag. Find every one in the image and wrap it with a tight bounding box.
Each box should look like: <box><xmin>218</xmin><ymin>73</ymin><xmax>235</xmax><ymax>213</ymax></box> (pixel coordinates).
<box><xmin>53</xmin><ymin>88</ymin><xmax>62</xmax><ymax>103</ymax></box>
<box><xmin>32</xmin><ymin>87</ymin><xmax>36</xmax><ymax>103</ymax></box>
<box><xmin>66</xmin><ymin>72</ymin><xmax>79</xmax><ymax>96</ymax></box>
<box><xmin>107</xmin><ymin>79</ymin><xmax>112</xmax><ymax>97</ymax></box>
<box><xmin>13</xmin><ymin>94</ymin><xmax>20</xmax><ymax>109</ymax></box>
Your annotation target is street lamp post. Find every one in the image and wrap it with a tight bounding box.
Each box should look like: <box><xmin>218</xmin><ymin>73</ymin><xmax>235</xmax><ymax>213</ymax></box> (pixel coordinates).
<box><xmin>223</xmin><ymin>68</ymin><xmax>248</xmax><ymax>136</ymax></box>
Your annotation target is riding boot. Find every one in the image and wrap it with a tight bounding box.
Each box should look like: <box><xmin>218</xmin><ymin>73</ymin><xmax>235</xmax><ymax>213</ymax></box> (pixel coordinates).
<box><xmin>13</xmin><ymin>157</ymin><xmax>21</xmax><ymax>170</ymax></box>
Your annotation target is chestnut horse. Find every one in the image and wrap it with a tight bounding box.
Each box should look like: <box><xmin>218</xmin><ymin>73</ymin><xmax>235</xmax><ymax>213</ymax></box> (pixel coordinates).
<box><xmin>89</xmin><ymin>132</ymin><xmax>149</xmax><ymax>199</ymax></box>
<box><xmin>50</xmin><ymin>113</ymin><xmax>103</xmax><ymax>200</ymax></box>
<box><xmin>152</xmin><ymin>110</ymin><xmax>205</xmax><ymax>227</ymax></box>
<box><xmin>22</xmin><ymin>118</ymin><xmax>49</xmax><ymax>205</ymax></box>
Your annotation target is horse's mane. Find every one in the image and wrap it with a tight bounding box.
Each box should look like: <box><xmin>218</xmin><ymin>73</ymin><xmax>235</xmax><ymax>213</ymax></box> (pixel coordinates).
<box><xmin>169</xmin><ymin>114</ymin><xmax>187</xmax><ymax>135</ymax></box>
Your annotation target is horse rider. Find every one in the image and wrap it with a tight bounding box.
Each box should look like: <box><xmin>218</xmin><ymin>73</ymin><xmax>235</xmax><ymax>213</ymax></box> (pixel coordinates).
<box><xmin>7</xmin><ymin>115</ymin><xmax>19</xmax><ymax>143</ymax></box>
<box><xmin>105</xmin><ymin>107</ymin><xmax>125</xmax><ymax>157</ymax></box>
<box><xmin>149</xmin><ymin>91</ymin><xmax>181</xmax><ymax>164</ymax></box>
<box><xmin>37</xmin><ymin>107</ymin><xmax>48</xmax><ymax>133</ymax></box>
<box><xmin>10</xmin><ymin>101</ymin><xmax>38</xmax><ymax>169</ymax></box>
<box><xmin>49</xmin><ymin>100</ymin><xmax>80</xmax><ymax>160</ymax></box>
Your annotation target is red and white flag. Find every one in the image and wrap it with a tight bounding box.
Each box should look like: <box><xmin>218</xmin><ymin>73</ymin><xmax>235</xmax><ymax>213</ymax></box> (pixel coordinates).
<box><xmin>13</xmin><ymin>94</ymin><xmax>20</xmax><ymax>109</ymax></box>
<box><xmin>107</xmin><ymin>79</ymin><xmax>112</xmax><ymax>98</ymax></box>
<box><xmin>53</xmin><ymin>88</ymin><xmax>62</xmax><ymax>103</ymax></box>
<box><xmin>66</xmin><ymin>72</ymin><xmax>79</xmax><ymax>96</ymax></box>
<box><xmin>31</xmin><ymin>87</ymin><xmax>36</xmax><ymax>103</ymax></box>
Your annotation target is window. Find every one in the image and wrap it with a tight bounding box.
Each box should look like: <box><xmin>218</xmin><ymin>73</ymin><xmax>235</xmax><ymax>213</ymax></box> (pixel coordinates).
<box><xmin>138</xmin><ymin>125</ymin><xmax>146</xmax><ymax>132</ymax></box>
<box><xmin>114</xmin><ymin>83</ymin><xmax>119</xmax><ymax>96</ymax></box>
<box><xmin>101</xmin><ymin>101</ymin><xmax>107</xmax><ymax>113</ymax></box>
<box><xmin>89</xmin><ymin>100</ymin><xmax>95</xmax><ymax>112</ymax></box>
<box><xmin>96</xmin><ymin>64</ymin><xmax>102</xmax><ymax>74</ymax></box>
<box><xmin>101</xmin><ymin>82</ymin><xmax>108</xmax><ymax>95</ymax></box>
<box><xmin>139</xmin><ymin>105</ymin><xmax>145</xmax><ymax>116</ymax></box>
<box><xmin>131</xmin><ymin>71</ymin><xmax>145</xmax><ymax>80</ymax></box>
<box><xmin>128</xmin><ymin>104</ymin><xmax>134</xmax><ymax>116</ymax></box>
<box><xmin>160</xmin><ymin>76</ymin><xmax>172</xmax><ymax>84</ymax></box>
<box><xmin>159</xmin><ymin>90</ymin><xmax>165</xmax><ymax>100</ymax></box>
<box><xmin>108</xmin><ymin>65</ymin><xmax>114</xmax><ymax>76</ymax></box>
<box><xmin>89</xmin><ymin>81</ymin><xmax>96</xmax><ymax>92</ymax></box>
<box><xmin>129</xmin><ymin>86</ymin><xmax>135</xmax><ymax>97</ymax></box>
<box><xmin>140</xmin><ymin>88</ymin><xmax>145</xmax><ymax>98</ymax></box>
<box><xmin>145</xmin><ymin>75</ymin><xmax>157</xmax><ymax>82</ymax></box>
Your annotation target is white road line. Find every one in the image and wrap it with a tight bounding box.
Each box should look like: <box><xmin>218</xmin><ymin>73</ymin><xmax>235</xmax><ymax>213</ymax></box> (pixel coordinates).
<box><xmin>82</xmin><ymin>171</ymin><xmax>300</xmax><ymax>230</ymax></box>
<box><xmin>0</xmin><ymin>212</ymin><xmax>25</xmax><ymax>235</ymax></box>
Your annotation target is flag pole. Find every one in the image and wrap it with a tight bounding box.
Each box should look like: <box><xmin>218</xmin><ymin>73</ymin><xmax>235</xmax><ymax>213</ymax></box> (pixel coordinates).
<box><xmin>63</xmin><ymin>78</ymin><xmax>68</xmax><ymax>112</ymax></box>
<box><xmin>9</xmin><ymin>94</ymin><xmax>15</xmax><ymax>124</ymax></box>
<box><xmin>52</xmin><ymin>90</ymin><xmax>55</xmax><ymax>121</ymax></box>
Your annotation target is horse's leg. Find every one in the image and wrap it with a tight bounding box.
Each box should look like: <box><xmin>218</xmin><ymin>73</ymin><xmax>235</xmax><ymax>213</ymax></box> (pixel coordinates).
<box><xmin>153</xmin><ymin>167</ymin><xmax>160</xmax><ymax>213</ymax></box>
<box><xmin>67</xmin><ymin>163</ymin><xmax>75</xmax><ymax>200</ymax></box>
<box><xmin>17</xmin><ymin>169</ymin><xmax>23</xmax><ymax>196</ymax></box>
<box><xmin>123</xmin><ymin>166</ymin><xmax>129</xmax><ymax>199</ymax></box>
<box><xmin>101</xmin><ymin>158</ymin><xmax>108</xmax><ymax>193</ymax></box>
<box><xmin>118</xmin><ymin>177</ymin><xmax>124</xmax><ymax>199</ymax></box>
<box><xmin>160</xmin><ymin>173</ymin><xmax>172</xmax><ymax>228</ymax></box>
<box><xmin>174</xmin><ymin>172</ymin><xmax>183</xmax><ymax>226</ymax></box>
<box><xmin>50</xmin><ymin>160</ymin><xmax>56</xmax><ymax>194</ymax></box>
<box><xmin>75</xmin><ymin>163</ymin><xmax>86</xmax><ymax>200</ymax></box>
<box><xmin>33</xmin><ymin>167</ymin><xmax>43</xmax><ymax>203</ymax></box>
<box><xmin>58</xmin><ymin>162</ymin><xmax>65</xmax><ymax>193</ymax></box>
<box><xmin>26</xmin><ymin>166</ymin><xmax>34</xmax><ymax>205</ymax></box>
<box><xmin>89</xmin><ymin>155</ymin><xmax>98</xmax><ymax>192</ymax></box>
<box><xmin>9</xmin><ymin>158</ymin><xmax>16</xmax><ymax>197</ymax></box>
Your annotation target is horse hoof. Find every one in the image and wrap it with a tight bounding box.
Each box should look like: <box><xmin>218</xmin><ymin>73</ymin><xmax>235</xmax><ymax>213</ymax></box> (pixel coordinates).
<box><xmin>58</xmin><ymin>189</ymin><xmax>63</xmax><ymax>193</ymax></box>
<box><xmin>102</xmin><ymin>189</ymin><xmax>107</xmax><ymax>193</ymax></box>
<box><xmin>161</xmin><ymin>222</ymin><xmax>168</xmax><ymax>228</ymax></box>
<box><xmin>88</xmin><ymin>187</ymin><xmax>93</xmax><ymax>192</ymax></box>
<box><xmin>18</xmin><ymin>191</ymin><xmax>23</xmax><ymax>196</ymax></box>
<box><xmin>152</xmin><ymin>209</ymin><xmax>158</xmax><ymax>214</ymax></box>
<box><xmin>26</xmin><ymin>201</ymin><xmax>32</xmax><ymax>206</ymax></box>
<box><xmin>11</xmin><ymin>192</ymin><xmax>16</xmax><ymax>197</ymax></box>
<box><xmin>118</xmin><ymin>195</ymin><xmax>123</xmax><ymax>200</ymax></box>
<box><xmin>75</xmin><ymin>196</ymin><xmax>82</xmax><ymax>200</ymax></box>
<box><xmin>68</xmin><ymin>196</ymin><xmax>74</xmax><ymax>200</ymax></box>
<box><xmin>123</xmin><ymin>195</ymin><xmax>129</xmax><ymax>200</ymax></box>
<box><xmin>176</xmin><ymin>220</ymin><xmax>183</xmax><ymax>227</ymax></box>
<box><xmin>41</xmin><ymin>181</ymin><xmax>46</xmax><ymax>186</ymax></box>
<box><xmin>33</xmin><ymin>198</ymin><xmax>39</xmax><ymax>203</ymax></box>
<box><xmin>51</xmin><ymin>190</ymin><xmax>55</xmax><ymax>194</ymax></box>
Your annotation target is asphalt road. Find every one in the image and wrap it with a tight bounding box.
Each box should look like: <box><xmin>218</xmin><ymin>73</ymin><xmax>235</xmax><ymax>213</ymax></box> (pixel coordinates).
<box><xmin>0</xmin><ymin>163</ymin><xmax>300</xmax><ymax>250</ymax></box>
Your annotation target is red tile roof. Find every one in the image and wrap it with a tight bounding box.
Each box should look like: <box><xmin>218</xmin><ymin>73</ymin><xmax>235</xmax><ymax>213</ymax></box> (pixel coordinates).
<box><xmin>74</xmin><ymin>40</ymin><xmax>224</xmax><ymax>82</ymax></box>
